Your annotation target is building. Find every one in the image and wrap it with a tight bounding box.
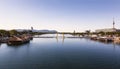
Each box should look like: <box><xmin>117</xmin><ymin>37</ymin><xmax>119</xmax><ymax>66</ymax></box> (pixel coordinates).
<box><xmin>95</xmin><ymin>19</ymin><xmax>120</xmax><ymax>33</ymax></box>
<box><xmin>95</xmin><ymin>28</ymin><xmax>120</xmax><ymax>33</ymax></box>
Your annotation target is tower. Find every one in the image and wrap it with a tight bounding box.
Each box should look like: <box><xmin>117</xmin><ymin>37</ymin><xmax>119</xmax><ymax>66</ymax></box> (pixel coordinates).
<box><xmin>31</xmin><ymin>27</ymin><xmax>33</xmax><ymax>30</ymax></box>
<box><xmin>113</xmin><ymin>18</ymin><xmax>115</xmax><ymax>29</ymax></box>
<box><xmin>31</xmin><ymin>27</ymin><xmax>33</xmax><ymax>31</ymax></box>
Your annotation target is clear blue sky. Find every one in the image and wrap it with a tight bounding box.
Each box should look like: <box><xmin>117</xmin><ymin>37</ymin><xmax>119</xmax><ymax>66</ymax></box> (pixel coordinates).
<box><xmin>0</xmin><ymin>0</ymin><xmax>120</xmax><ymax>32</ymax></box>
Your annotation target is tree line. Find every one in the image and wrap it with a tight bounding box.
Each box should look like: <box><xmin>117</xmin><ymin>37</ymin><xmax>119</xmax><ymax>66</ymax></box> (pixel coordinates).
<box><xmin>0</xmin><ymin>30</ymin><xmax>33</xmax><ymax>37</ymax></box>
<box><xmin>1</xmin><ymin>29</ymin><xmax>120</xmax><ymax>37</ymax></box>
<box><xmin>0</xmin><ymin>29</ymin><xmax>51</xmax><ymax>37</ymax></box>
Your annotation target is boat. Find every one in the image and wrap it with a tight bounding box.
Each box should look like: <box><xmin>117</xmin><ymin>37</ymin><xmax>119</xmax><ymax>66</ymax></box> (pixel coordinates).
<box><xmin>7</xmin><ymin>35</ymin><xmax>30</xmax><ymax>45</ymax></box>
<box><xmin>113</xmin><ymin>37</ymin><xmax>120</xmax><ymax>44</ymax></box>
<box><xmin>0</xmin><ymin>37</ymin><xmax>9</xmax><ymax>43</ymax></box>
<box><xmin>98</xmin><ymin>37</ymin><xmax>113</xmax><ymax>42</ymax></box>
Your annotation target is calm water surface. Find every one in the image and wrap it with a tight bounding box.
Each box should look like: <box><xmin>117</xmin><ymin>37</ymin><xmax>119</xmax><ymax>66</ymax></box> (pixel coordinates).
<box><xmin>0</xmin><ymin>34</ymin><xmax>120</xmax><ymax>69</ymax></box>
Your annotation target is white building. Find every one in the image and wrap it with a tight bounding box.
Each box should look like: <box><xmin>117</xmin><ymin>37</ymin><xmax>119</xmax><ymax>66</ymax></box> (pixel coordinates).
<box><xmin>95</xmin><ymin>28</ymin><xmax>120</xmax><ymax>33</ymax></box>
<box><xmin>95</xmin><ymin>19</ymin><xmax>120</xmax><ymax>33</ymax></box>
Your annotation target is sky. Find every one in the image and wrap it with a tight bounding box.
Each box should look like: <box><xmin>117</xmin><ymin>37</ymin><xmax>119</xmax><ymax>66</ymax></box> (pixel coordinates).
<box><xmin>0</xmin><ymin>0</ymin><xmax>120</xmax><ymax>32</ymax></box>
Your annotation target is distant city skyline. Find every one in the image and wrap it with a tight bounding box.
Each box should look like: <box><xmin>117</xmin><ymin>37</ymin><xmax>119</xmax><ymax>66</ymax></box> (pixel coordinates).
<box><xmin>0</xmin><ymin>0</ymin><xmax>120</xmax><ymax>32</ymax></box>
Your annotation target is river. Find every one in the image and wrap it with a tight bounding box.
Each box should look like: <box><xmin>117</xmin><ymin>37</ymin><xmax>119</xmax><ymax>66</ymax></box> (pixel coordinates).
<box><xmin>0</xmin><ymin>34</ymin><xmax>120</xmax><ymax>69</ymax></box>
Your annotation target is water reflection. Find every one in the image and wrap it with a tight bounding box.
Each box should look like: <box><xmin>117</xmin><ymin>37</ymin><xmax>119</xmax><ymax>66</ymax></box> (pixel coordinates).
<box><xmin>0</xmin><ymin>43</ymin><xmax>1</xmax><ymax>47</ymax></box>
<box><xmin>55</xmin><ymin>34</ymin><xmax>66</xmax><ymax>45</ymax></box>
<box><xmin>62</xmin><ymin>37</ymin><xmax>65</xmax><ymax>45</ymax></box>
<box><xmin>56</xmin><ymin>37</ymin><xmax>58</xmax><ymax>43</ymax></box>
<box><xmin>7</xmin><ymin>42</ymin><xmax>30</xmax><ymax>47</ymax></box>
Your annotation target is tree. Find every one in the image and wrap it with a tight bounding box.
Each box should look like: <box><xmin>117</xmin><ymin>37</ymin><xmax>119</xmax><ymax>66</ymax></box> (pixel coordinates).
<box><xmin>9</xmin><ymin>30</ymin><xmax>19</xmax><ymax>36</ymax></box>
<box><xmin>0</xmin><ymin>30</ymin><xmax>10</xmax><ymax>37</ymax></box>
<box><xmin>85</xmin><ymin>30</ymin><xmax>91</xmax><ymax>34</ymax></box>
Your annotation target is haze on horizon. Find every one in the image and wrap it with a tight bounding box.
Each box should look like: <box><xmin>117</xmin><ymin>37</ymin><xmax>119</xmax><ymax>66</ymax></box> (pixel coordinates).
<box><xmin>0</xmin><ymin>0</ymin><xmax>120</xmax><ymax>32</ymax></box>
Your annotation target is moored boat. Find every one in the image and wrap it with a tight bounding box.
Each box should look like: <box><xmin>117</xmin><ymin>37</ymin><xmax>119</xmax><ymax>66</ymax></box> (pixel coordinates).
<box><xmin>113</xmin><ymin>37</ymin><xmax>120</xmax><ymax>44</ymax></box>
<box><xmin>7</xmin><ymin>35</ymin><xmax>30</xmax><ymax>45</ymax></box>
<box><xmin>98</xmin><ymin>37</ymin><xmax>113</xmax><ymax>42</ymax></box>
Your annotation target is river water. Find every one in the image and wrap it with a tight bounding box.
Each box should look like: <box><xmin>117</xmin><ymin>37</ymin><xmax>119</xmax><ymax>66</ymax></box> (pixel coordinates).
<box><xmin>0</xmin><ymin>34</ymin><xmax>120</xmax><ymax>69</ymax></box>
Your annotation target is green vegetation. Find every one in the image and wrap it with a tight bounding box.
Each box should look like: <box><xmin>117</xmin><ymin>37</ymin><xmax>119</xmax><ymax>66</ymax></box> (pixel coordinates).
<box><xmin>0</xmin><ymin>29</ymin><xmax>120</xmax><ymax>37</ymax></box>
<box><xmin>9</xmin><ymin>30</ymin><xmax>19</xmax><ymax>36</ymax></box>
<box><xmin>0</xmin><ymin>30</ymin><xmax>10</xmax><ymax>37</ymax></box>
<box><xmin>0</xmin><ymin>29</ymin><xmax>55</xmax><ymax>37</ymax></box>
<box><xmin>0</xmin><ymin>30</ymin><xmax>19</xmax><ymax>37</ymax></box>
<box><xmin>97</xmin><ymin>32</ymin><xmax>120</xmax><ymax>36</ymax></box>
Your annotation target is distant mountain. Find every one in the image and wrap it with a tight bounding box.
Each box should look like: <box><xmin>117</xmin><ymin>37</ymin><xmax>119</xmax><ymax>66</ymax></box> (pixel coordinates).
<box><xmin>32</xmin><ymin>29</ymin><xmax>57</xmax><ymax>33</ymax></box>
<box><xmin>15</xmin><ymin>29</ymin><xmax>28</xmax><ymax>32</ymax></box>
<box><xmin>15</xmin><ymin>29</ymin><xmax>58</xmax><ymax>33</ymax></box>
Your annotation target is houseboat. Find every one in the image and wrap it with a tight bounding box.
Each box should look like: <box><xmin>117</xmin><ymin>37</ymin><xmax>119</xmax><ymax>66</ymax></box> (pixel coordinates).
<box><xmin>7</xmin><ymin>35</ymin><xmax>30</xmax><ymax>45</ymax></box>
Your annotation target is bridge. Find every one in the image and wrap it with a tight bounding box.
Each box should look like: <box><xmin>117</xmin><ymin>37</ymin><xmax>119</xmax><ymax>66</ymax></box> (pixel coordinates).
<box><xmin>33</xmin><ymin>33</ymin><xmax>84</xmax><ymax>38</ymax></box>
